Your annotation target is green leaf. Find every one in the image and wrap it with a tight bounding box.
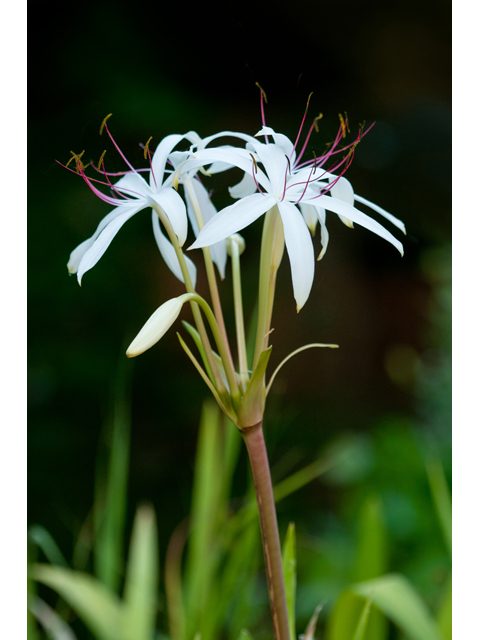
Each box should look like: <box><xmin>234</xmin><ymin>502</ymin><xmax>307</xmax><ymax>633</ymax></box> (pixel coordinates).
<box><xmin>352</xmin><ymin>574</ymin><xmax>443</xmax><ymax>640</ymax></box>
<box><xmin>184</xmin><ymin>401</ymin><xmax>224</xmax><ymax>637</ymax></box>
<box><xmin>237</xmin><ymin>630</ymin><xmax>254</xmax><ymax>640</ymax></box>
<box><xmin>28</xmin><ymin>525</ymin><xmax>69</xmax><ymax>568</ymax></box>
<box><xmin>94</xmin><ymin>357</ymin><xmax>132</xmax><ymax>591</ymax></box>
<box><xmin>31</xmin><ymin>564</ymin><xmax>124</xmax><ymax>640</ymax></box>
<box><xmin>352</xmin><ymin>598</ymin><xmax>372</xmax><ymax>640</ymax></box>
<box><xmin>352</xmin><ymin>495</ymin><xmax>387</xmax><ymax>582</ymax></box>
<box><xmin>281</xmin><ymin>523</ymin><xmax>296</xmax><ymax>640</ymax></box>
<box><xmin>426</xmin><ymin>458</ymin><xmax>452</xmax><ymax>556</ymax></box>
<box><xmin>436</xmin><ymin>575</ymin><xmax>452</xmax><ymax>640</ymax></box>
<box><xmin>182</xmin><ymin>321</ymin><xmax>215</xmax><ymax>383</ymax></box>
<box><xmin>123</xmin><ymin>504</ymin><xmax>159</xmax><ymax>640</ymax></box>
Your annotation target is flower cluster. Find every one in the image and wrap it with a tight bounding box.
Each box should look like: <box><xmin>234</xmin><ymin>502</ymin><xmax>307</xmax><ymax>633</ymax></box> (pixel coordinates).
<box><xmin>64</xmin><ymin>105</ymin><xmax>405</xmax><ymax>428</ymax></box>
<box><xmin>66</xmin><ymin>110</ymin><xmax>404</xmax><ymax>310</ymax></box>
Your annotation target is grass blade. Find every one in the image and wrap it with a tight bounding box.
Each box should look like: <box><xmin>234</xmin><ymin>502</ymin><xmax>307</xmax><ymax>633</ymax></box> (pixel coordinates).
<box><xmin>28</xmin><ymin>525</ymin><xmax>69</xmax><ymax>568</ymax></box>
<box><xmin>31</xmin><ymin>564</ymin><xmax>124</xmax><ymax>640</ymax></box>
<box><xmin>426</xmin><ymin>458</ymin><xmax>452</xmax><ymax>556</ymax></box>
<box><xmin>123</xmin><ymin>504</ymin><xmax>159</xmax><ymax>640</ymax></box>
<box><xmin>352</xmin><ymin>598</ymin><xmax>372</xmax><ymax>640</ymax></box>
<box><xmin>352</xmin><ymin>573</ymin><xmax>443</xmax><ymax>640</ymax></box>
<box><xmin>282</xmin><ymin>523</ymin><xmax>296</xmax><ymax>640</ymax></box>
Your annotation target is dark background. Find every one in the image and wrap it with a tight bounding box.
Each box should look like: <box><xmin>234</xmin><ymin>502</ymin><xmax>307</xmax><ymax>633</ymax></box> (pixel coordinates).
<box><xmin>28</xmin><ymin>0</ymin><xmax>451</xmax><ymax>628</ymax></box>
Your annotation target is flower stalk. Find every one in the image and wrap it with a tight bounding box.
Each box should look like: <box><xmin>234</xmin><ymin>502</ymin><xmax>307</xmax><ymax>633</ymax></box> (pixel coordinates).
<box><xmin>242</xmin><ymin>422</ymin><xmax>290</xmax><ymax>640</ymax></box>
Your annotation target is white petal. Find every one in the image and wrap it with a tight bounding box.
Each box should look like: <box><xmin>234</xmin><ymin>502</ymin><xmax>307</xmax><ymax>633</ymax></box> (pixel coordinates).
<box><xmin>314</xmin><ymin>195</ymin><xmax>404</xmax><ymax>255</ymax></box>
<box><xmin>114</xmin><ymin>172</ymin><xmax>150</xmax><ymax>198</ymax></box>
<box><xmin>126</xmin><ymin>298</ymin><xmax>184</xmax><ymax>357</ymax></box>
<box><xmin>189</xmin><ymin>193</ymin><xmax>277</xmax><ymax>250</ymax></box>
<box><xmin>316</xmin><ymin>207</ymin><xmax>330</xmax><ymax>260</ymax></box>
<box><xmin>277</xmin><ymin>201</ymin><xmax>315</xmax><ymax>311</ymax></box>
<box><xmin>248</xmin><ymin>141</ymin><xmax>288</xmax><ymax>195</ymax></box>
<box><xmin>354</xmin><ymin>194</ymin><xmax>406</xmax><ymax>234</ymax></box>
<box><xmin>330</xmin><ymin>177</ymin><xmax>355</xmax><ymax>228</ymax></box>
<box><xmin>150</xmin><ymin>134</ymin><xmax>186</xmax><ymax>188</ymax></box>
<box><xmin>186</xmin><ymin>179</ymin><xmax>227</xmax><ymax>278</ymax></box>
<box><xmin>76</xmin><ymin>204</ymin><xmax>143</xmax><ymax>284</ymax></box>
<box><xmin>255</xmin><ymin>126</ymin><xmax>295</xmax><ymax>160</ymax></box>
<box><xmin>151</xmin><ymin>211</ymin><xmax>197</xmax><ymax>288</ymax></box>
<box><xmin>229</xmin><ymin>172</ymin><xmax>257</xmax><ymax>199</ymax></box>
<box><xmin>67</xmin><ymin>208</ymin><xmax>124</xmax><ymax>274</ymax></box>
<box><xmin>299</xmin><ymin>203</ymin><xmax>318</xmax><ymax>235</ymax></box>
<box><xmin>150</xmin><ymin>187</ymin><xmax>188</xmax><ymax>247</ymax></box>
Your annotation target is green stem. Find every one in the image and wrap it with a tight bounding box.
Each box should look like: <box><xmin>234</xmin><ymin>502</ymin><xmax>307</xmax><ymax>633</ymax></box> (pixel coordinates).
<box><xmin>151</xmin><ymin>203</ymin><xmax>227</xmax><ymax>398</ymax></box>
<box><xmin>242</xmin><ymin>422</ymin><xmax>290</xmax><ymax>640</ymax></box>
<box><xmin>182</xmin><ymin>176</ymin><xmax>236</xmax><ymax>376</ymax></box>
<box><xmin>253</xmin><ymin>206</ymin><xmax>284</xmax><ymax>369</ymax></box>
<box><xmin>230</xmin><ymin>241</ymin><xmax>249</xmax><ymax>392</ymax></box>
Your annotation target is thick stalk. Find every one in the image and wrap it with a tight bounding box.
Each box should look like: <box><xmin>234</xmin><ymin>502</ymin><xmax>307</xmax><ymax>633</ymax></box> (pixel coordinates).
<box><xmin>242</xmin><ymin>422</ymin><xmax>290</xmax><ymax>640</ymax></box>
<box><xmin>182</xmin><ymin>177</ymin><xmax>236</xmax><ymax>375</ymax></box>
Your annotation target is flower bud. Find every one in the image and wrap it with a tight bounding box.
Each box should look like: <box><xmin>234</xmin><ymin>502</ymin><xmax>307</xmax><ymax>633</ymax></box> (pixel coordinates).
<box><xmin>126</xmin><ymin>298</ymin><xmax>184</xmax><ymax>357</ymax></box>
<box><xmin>226</xmin><ymin>233</ymin><xmax>246</xmax><ymax>257</ymax></box>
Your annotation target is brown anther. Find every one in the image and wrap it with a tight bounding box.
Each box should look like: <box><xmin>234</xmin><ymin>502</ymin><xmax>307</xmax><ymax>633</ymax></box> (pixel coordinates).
<box><xmin>313</xmin><ymin>113</ymin><xmax>323</xmax><ymax>133</ymax></box>
<box><xmin>305</xmin><ymin>92</ymin><xmax>314</xmax><ymax>113</ymax></box>
<box><xmin>97</xmin><ymin>150</ymin><xmax>107</xmax><ymax>171</ymax></box>
<box><xmin>255</xmin><ymin>82</ymin><xmax>268</xmax><ymax>103</ymax></box>
<box><xmin>99</xmin><ymin>113</ymin><xmax>113</xmax><ymax>135</ymax></box>
<box><xmin>66</xmin><ymin>150</ymin><xmax>85</xmax><ymax>171</ymax></box>
<box><xmin>338</xmin><ymin>113</ymin><xmax>347</xmax><ymax>139</ymax></box>
<box><xmin>143</xmin><ymin>136</ymin><xmax>153</xmax><ymax>160</ymax></box>
<box><xmin>249</xmin><ymin>152</ymin><xmax>258</xmax><ymax>173</ymax></box>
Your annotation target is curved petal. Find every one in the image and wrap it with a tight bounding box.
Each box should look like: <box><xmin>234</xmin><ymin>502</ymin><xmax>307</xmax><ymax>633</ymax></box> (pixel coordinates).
<box><xmin>299</xmin><ymin>203</ymin><xmax>318</xmax><ymax>235</ymax></box>
<box><xmin>185</xmin><ymin>178</ymin><xmax>227</xmax><ymax>278</ymax></box>
<box><xmin>229</xmin><ymin>171</ymin><xmax>257</xmax><ymax>199</ymax></box>
<box><xmin>255</xmin><ymin>126</ymin><xmax>295</xmax><ymax>160</ymax></box>
<box><xmin>150</xmin><ymin>134</ymin><xmax>186</xmax><ymax>188</ymax></box>
<box><xmin>248</xmin><ymin>141</ymin><xmax>288</xmax><ymax>196</ymax></box>
<box><xmin>151</xmin><ymin>211</ymin><xmax>197</xmax><ymax>288</ymax></box>
<box><xmin>76</xmin><ymin>204</ymin><xmax>143</xmax><ymax>284</ymax></box>
<box><xmin>150</xmin><ymin>187</ymin><xmax>188</xmax><ymax>247</ymax></box>
<box><xmin>114</xmin><ymin>172</ymin><xmax>151</xmax><ymax>199</ymax></box>
<box><xmin>67</xmin><ymin>207</ymin><xmax>124</xmax><ymax>274</ymax></box>
<box><xmin>277</xmin><ymin>201</ymin><xmax>315</xmax><ymax>311</ymax></box>
<box><xmin>316</xmin><ymin>206</ymin><xmax>329</xmax><ymax>260</ymax></box>
<box><xmin>330</xmin><ymin>177</ymin><xmax>355</xmax><ymax>228</ymax></box>
<box><xmin>189</xmin><ymin>193</ymin><xmax>277</xmax><ymax>250</ymax></box>
<box><xmin>354</xmin><ymin>194</ymin><xmax>406</xmax><ymax>234</ymax></box>
<box><xmin>313</xmin><ymin>195</ymin><xmax>404</xmax><ymax>255</ymax></box>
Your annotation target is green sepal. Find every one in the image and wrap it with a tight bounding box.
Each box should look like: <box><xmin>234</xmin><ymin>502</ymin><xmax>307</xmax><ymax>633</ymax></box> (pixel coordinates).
<box><xmin>237</xmin><ymin>347</ymin><xmax>272</xmax><ymax>428</ymax></box>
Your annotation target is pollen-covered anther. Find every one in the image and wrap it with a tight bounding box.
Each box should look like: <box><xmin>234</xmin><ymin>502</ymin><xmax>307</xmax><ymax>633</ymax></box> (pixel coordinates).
<box><xmin>66</xmin><ymin>150</ymin><xmax>88</xmax><ymax>173</ymax></box>
<box><xmin>99</xmin><ymin>113</ymin><xmax>113</xmax><ymax>136</ymax></box>
<box><xmin>143</xmin><ymin>136</ymin><xmax>153</xmax><ymax>160</ymax></box>
<box><xmin>313</xmin><ymin>113</ymin><xmax>323</xmax><ymax>133</ymax></box>
<box><xmin>97</xmin><ymin>150</ymin><xmax>107</xmax><ymax>171</ymax></box>
<box><xmin>255</xmin><ymin>82</ymin><xmax>268</xmax><ymax>103</ymax></box>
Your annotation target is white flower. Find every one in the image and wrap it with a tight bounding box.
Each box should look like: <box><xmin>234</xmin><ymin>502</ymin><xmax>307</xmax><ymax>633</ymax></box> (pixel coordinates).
<box><xmin>186</xmin><ymin>126</ymin><xmax>404</xmax><ymax>311</ymax></box>
<box><xmin>126</xmin><ymin>297</ymin><xmax>185</xmax><ymax>357</ymax></box>
<box><xmin>66</xmin><ymin>127</ymin><xmax>197</xmax><ymax>286</ymax></box>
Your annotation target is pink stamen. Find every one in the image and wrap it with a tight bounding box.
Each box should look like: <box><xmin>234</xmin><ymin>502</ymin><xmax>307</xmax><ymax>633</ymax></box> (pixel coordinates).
<box><xmin>103</xmin><ymin>122</ymin><xmax>139</xmax><ymax>175</ymax></box>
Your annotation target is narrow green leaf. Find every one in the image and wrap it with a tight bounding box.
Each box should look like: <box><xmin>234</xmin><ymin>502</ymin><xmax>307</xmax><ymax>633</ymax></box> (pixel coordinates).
<box><xmin>436</xmin><ymin>575</ymin><xmax>452</xmax><ymax>640</ymax></box>
<box><xmin>123</xmin><ymin>505</ymin><xmax>158</xmax><ymax>640</ymax></box>
<box><xmin>352</xmin><ymin>598</ymin><xmax>372</xmax><ymax>640</ymax></box>
<box><xmin>28</xmin><ymin>596</ymin><xmax>77</xmax><ymax>640</ymax></box>
<box><xmin>352</xmin><ymin>495</ymin><xmax>388</xmax><ymax>582</ymax></box>
<box><xmin>184</xmin><ymin>401</ymin><xmax>224</xmax><ymax>637</ymax></box>
<box><xmin>28</xmin><ymin>525</ymin><xmax>69</xmax><ymax>568</ymax></box>
<box><xmin>182</xmin><ymin>321</ymin><xmax>215</xmax><ymax>382</ymax></box>
<box><xmin>352</xmin><ymin>574</ymin><xmax>443</xmax><ymax>640</ymax></box>
<box><xmin>94</xmin><ymin>355</ymin><xmax>132</xmax><ymax>592</ymax></box>
<box><xmin>426</xmin><ymin>458</ymin><xmax>452</xmax><ymax>556</ymax></box>
<box><xmin>31</xmin><ymin>564</ymin><xmax>124</xmax><ymax>640</ymax></box>
<box><xmin>281</xmin><ymin>523</ymin><xmax>296</xmax><ymax>640</ymax></box>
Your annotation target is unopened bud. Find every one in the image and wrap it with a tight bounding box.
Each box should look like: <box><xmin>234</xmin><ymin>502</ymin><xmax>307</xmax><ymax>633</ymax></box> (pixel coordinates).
<box><xmin>226</xmin><ymin>234</ymin><xmax>246</xmax><ymax>257</ymax></box>
<box><xmin>126</xmin><ymin>298</ymin><xmax>184</xmax><ymax>357</ymax></box>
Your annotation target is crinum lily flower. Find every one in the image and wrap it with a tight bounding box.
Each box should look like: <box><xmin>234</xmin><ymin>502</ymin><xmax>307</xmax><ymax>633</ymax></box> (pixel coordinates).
<box><xmin>185</xmin><ymin>121</ymin><xmax>404</xmax><ymax>311</ymax></box>
<box><xmin>65</xmin><ymin>119</ymin><xmax>197</xmax><ymax>286</ymax></box>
